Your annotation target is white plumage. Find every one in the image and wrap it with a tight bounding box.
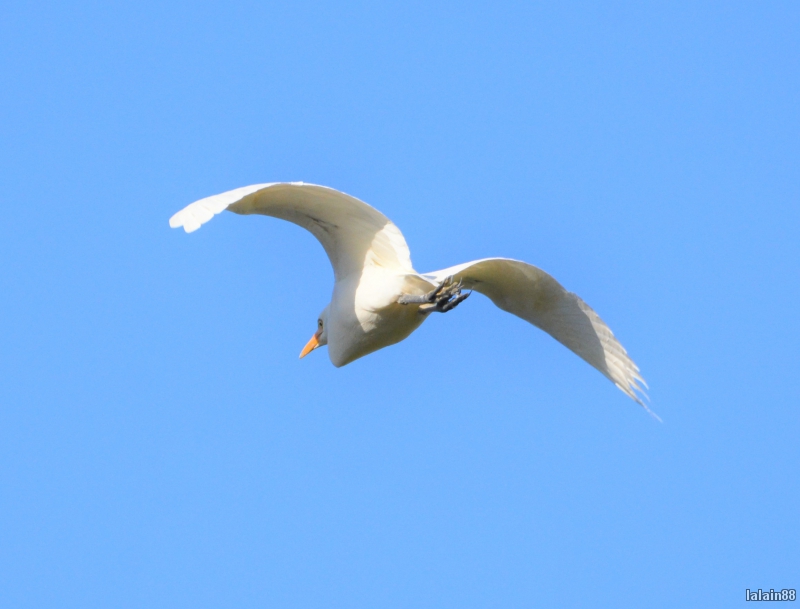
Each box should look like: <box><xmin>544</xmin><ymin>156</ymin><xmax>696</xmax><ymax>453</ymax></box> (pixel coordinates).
<box><xmin>170</xmin><ymin>182</ymin><xmax>653</xmax><ymax>415</ymax></box>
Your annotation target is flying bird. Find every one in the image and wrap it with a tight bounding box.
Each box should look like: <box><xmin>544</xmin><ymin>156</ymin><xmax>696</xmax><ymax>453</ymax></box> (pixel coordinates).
<box><xmin>170</xmin><ymin>182</ymin><xmax>652</xmax><ymax>414</ymax></box>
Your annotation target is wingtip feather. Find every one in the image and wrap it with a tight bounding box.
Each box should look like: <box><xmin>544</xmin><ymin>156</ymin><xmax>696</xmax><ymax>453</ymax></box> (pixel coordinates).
<box><xmin>169</xmin><ymin>184</ymin><xmax>277</xmax><ymax>234</ymax></box>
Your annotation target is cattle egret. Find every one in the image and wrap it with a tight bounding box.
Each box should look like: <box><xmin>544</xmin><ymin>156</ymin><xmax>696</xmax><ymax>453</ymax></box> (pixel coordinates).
<box><xmin>170</xmin><ymin>182</ymin><xmax>653</xmax><ymax>415</ymax></box>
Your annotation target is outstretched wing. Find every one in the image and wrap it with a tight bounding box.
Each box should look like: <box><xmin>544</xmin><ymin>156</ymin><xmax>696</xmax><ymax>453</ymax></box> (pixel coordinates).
<box><xmin>422</xmin><ymin>258</ymin><xmax>651</xmax><ymax>411</ymax></box>
<box><xmin>169</xmin><ymin>182</ymin><xmax>413</xmax><ymax>280</ymax></box>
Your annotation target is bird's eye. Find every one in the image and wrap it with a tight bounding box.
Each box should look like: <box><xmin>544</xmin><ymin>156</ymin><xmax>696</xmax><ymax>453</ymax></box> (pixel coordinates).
<box><xmin>318</xmin><ymin>320</ymin><xmax>323</xmax><ymax>328</ymax></box>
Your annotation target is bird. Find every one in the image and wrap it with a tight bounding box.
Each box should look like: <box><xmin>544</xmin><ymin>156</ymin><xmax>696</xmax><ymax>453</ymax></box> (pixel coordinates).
<box><xmin>170</xmin><ymin>182</ymin><xmax>653</xmax><ymax>416</ymax></box>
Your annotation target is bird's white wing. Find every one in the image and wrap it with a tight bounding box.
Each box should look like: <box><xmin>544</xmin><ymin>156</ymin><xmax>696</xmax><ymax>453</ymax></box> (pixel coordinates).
<box><xmin>423</xmin><ymin>258</ymin><xmax>651</xmax><ymax>411</ymax></box>
<box><xmin>169</xmin><ymin>182</ymin><xmax>413</xmax><ymax>280</ymax></box>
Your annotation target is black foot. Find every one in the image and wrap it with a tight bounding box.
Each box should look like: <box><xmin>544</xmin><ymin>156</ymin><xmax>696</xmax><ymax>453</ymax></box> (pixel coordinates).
<box><xmin>397</xmin><ymin>276</ymin><xmax>471</xmax><ymax>314</ymax></box>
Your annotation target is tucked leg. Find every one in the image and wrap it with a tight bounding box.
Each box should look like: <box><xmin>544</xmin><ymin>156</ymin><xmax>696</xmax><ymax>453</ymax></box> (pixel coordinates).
<box><xmin>397</xmin><ymin>276</ymin><xmax>471</xmax><ymax>314</ymax></box>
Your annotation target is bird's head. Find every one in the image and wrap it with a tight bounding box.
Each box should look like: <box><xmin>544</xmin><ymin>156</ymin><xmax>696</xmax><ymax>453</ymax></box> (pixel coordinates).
<box><xmin>299</xmin><ymin>304</ymin><xmax>329</xmax><ymax>359</ymax></box>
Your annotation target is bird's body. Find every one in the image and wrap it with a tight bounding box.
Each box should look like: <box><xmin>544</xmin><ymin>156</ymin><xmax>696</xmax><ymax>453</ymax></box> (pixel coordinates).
<box><xmin>327</xmin><ymin>269</ymin><xmax>427</xmax><ymax>366</ymax></box>
<box><xmin>170</xmin><ymin>182</ymin><xmax>652</xmax><ymax>415</ymax></box>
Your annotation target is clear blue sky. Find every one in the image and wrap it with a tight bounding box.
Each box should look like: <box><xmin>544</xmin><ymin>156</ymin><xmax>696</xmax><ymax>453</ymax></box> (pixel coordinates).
<box><xmin>1</xmin><ymin>2</ymin><xmax>798</xmax><ymax>607</ymax></box>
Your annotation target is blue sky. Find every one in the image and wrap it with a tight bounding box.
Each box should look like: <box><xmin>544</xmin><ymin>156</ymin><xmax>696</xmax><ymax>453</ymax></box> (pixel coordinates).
<box><xmin>1</xmin><ymin>2</ymin><xmax>798</xmax><ymax>607</ymax></box>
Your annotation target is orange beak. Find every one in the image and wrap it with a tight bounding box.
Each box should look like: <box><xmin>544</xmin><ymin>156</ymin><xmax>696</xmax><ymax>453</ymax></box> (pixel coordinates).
<box><xmin>299</xmin><ymin>331</ymin><xmax>321</xmax><ymax>359</ymax></box>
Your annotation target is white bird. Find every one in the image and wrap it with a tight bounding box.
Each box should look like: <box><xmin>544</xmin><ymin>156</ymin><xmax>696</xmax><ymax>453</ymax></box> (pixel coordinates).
<box><xmin>170</xmin><ymin>182</ymin><xmax>652</xmax><ymax>415</ymax></box>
